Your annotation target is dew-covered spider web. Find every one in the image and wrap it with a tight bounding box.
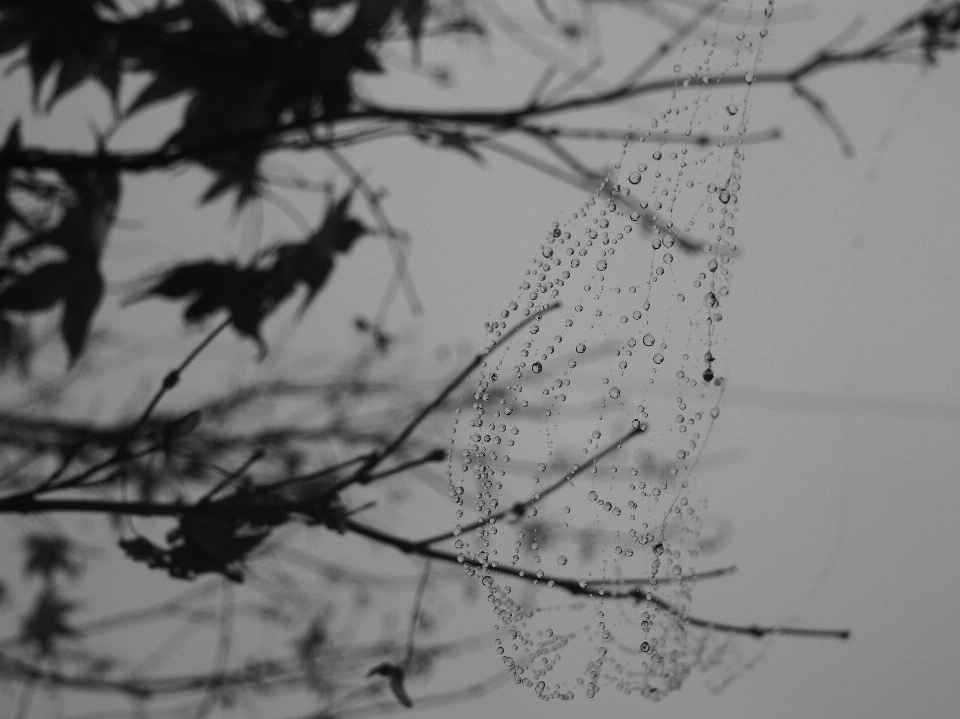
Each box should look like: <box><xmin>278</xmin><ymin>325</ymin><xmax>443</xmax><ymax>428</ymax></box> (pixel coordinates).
<box><xmin>445</xmin><ymin>0</ymin><xmax>773</xmax><ymax>701</ymax></box>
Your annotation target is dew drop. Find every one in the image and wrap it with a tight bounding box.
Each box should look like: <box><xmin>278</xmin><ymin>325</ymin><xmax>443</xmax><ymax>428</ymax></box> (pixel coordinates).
<box><xmin>576</xmin><ymin>343</ymin><xmax>586</xmax><ymax>354</ymax></box>
<box><xmin>642</xmin><ymin>334</ymin><xmax>655</xmax><ymax>347</ymax></box>
<box><xmin>609</xmin><ymin>387</ymin><xmax>621</xmax><ymax>399</ymax></box>
<box><xmin>628</xmin><ymin>172</ymin><xmax>642</xmax><ymax>185</ymax></box>
<box><xmin>557</xmin><ymin>555</ymin><xmax>568</xmax><ymax>566</ymax></box>
<box><xmin>596</xmin><ymin>260</ymin><xmax>608</xmax><ymax>271</ymax></box>
<box><xmin>532</xmin><ymin>362</ymin><xmax>543</xmax><ymax>374</ymax></box>
<box><xmin>726</xmin><ymin>103</ymin><xmax>738</xmax><ymax>116</ymax></box>
<box><xmin>653</xmin><ymin>353</ymin><xmax>664</xmax><ymax>364</ymax></box>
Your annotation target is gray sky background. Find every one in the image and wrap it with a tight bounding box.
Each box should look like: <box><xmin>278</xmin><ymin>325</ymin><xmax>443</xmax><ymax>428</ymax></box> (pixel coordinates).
<box><xmin>2</xmin><ymin>1</ymin><xmax>960</xmax><ymax>718</ymax></box>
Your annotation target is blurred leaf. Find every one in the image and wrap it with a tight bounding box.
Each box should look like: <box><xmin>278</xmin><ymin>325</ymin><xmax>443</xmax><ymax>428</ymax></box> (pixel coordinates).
<box><xmin>59</xmin><ymin>261</ymin><xmax>104</xmax><ymax>365</ymax></box>
<box><xmin>400</xmin><ymin>0</ymin><xmax>428</xmax><ymax>63</ymax></box>
<box><xmin>22</xmin><ymin>534</ymin><xmax>84</xmax><ymax>581</ymax></box>
<box><xmin>126</xmin><ymin>260</ymin><xmax>241</xmax><ymax>304</ymax></box>
<box><xmin>0</xmin><ymin>316</ymin><xmax>31</xmax><ymax>375</ymax></box>
<box><xmin>125</xmin><ymin>73</ymin><xmax>191</xmax><ymax>117</ymax></box>
<box><xmin>163</xmin><ymin>409</ymin><xmax>202</xmax><ymax>442</ymax></box>
<box><xmin>127</xmin><ymin>259</ymin><xmax>296</xmax><ymax>357</ymax></box>
<box><xmin>262</xmin><ymin>0</ymin><xmax>310</xmax><ymax>32</ymax></box>
<box><xmin>415</xmin><ymin>129</ymin><xmax>483</xmax><ymax>164</ymax></box>
<box><xmin>277</xmin><ymin>187</ymin><xmax>369</xmax><ymax>317</ymax></box>
<box><xmin>7</xmin><ymin>166</ymin><xmax>119</xmax><ymax>262</ymax></box>
<box><xmin>0</xmin><ymin>120</ymin><xmax>27</xmax><ymax>243</ymax></box>
<box><xmin>120</xmin><ymin>508</ymin><xmax>276</xmax><ymax>583</ymax></box>
<box><xmin>0</xmin><ymin>261</ymin><xmax>73</xmax><ymax>312</ymax></box>
<box><xmin>18</xmin><ymin>587</ymin><xmax>80</xmax><ymax>656</ymax></box>
<box><xmin>367</xmin><ymin>662</ymin><xmax>414</xmax><ymax>708</ymax></box>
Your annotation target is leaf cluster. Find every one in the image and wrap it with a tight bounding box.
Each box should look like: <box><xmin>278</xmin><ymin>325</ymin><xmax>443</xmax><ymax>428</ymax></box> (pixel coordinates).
<box><xmin>0</xmin><ymin>122</ymin><xmax>119</xmax><ymax>366</ymax></box>
<box><xmin>0</xmin><ymin>0</ymin><xmax>433</xmax><ymax>203</ymax></box>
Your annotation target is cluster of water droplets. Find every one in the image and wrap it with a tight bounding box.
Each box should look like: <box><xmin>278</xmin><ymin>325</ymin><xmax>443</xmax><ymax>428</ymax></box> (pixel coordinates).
<box><xmin>446</xmin><ymin>0</ymin><xmax>772</xmax><ymax>701</ymax></box>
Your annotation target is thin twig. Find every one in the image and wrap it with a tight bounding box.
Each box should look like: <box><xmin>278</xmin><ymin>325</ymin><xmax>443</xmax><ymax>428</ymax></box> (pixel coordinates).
<box><xmin>346</xmin><ymin>304</ymin><xmax>562</xmax><ymax>485</ymax></box>
<box><xmin>414</xmin><ymin>423</ymin><xmax>647</xmax><ymax>547</ymax></box>
<box><xmin>402</xmin><ymin>561</ymin><xmax>431</xmax><ymax>668</ymax></box>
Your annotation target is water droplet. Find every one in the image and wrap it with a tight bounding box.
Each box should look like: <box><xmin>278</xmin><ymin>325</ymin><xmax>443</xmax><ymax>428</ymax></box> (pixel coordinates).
<box><xmin>702</xmin><ymin>366</ymin><xmax>714</xmax><ymax>382</ymax></box>
<box><xmin>609</xmin><ymin>387</ymin><xmax>621</xmax><ymax>399</ymax></box>
<box><xmin>653</xmin><ymin>353</ymin><xmax>664</xmax><ymax>364</ymax></box>
<box><xmin>587</xmin><ymin>490</ymin><xmax>598</xmax><ymax>501</ymax></box>
<box><xmin>642</xmin><ymin>334</ymin><xmax>655</xmax><ymax>347</ymax></box>
<box><xmin>557</xmin><ymin>555</ymin><xmax>568</xmax><ymax>566</ymax></box>
<box><xmin>542</xmin><ymin>247</ymin><xmax>553</xmax><ymax>259</ymax></box>
<box><xmin>628</xmin><ymin>172</ymin><xmax>642</xmax><ymax>185</ymax></box>
<box><xmin>703</xmin><ymin>292</ymin><xmax>719</xmax><ymax>307</ymax></box>
<box><xmin>596</xmin><ymin>260</ymin><xmax>607</xmax><ymax>271</ymax></box>
<box><xmin>576</xmin><ymin>343</ymin><xmax>586</xmax><ymax>354</ymax></box>
<box><xmin>726</xmin><ymin>103</ymin><xmax>738</xmax><ymax>116</ymax></box>
<box><xmin>663</xmin><ymin>253</ymin><xmax>673</xmax><ymax>264</ymax></box>
<box><xmin>568</xmin><ymin>359</ymin><xmax>577</xmax><ymax>368</ymax></box>
<box><xmin>718</xmin><ymin>189</ymin><xmax>731</xmax><ymax>204</ymax></box>
<box><xmin>710</xmin><ymin>406</ymin><xmax>720</xmax><ymax>418</ymax></box>
<box><xmin>532</xmin><ymin>362</ymin><xmax>543</xmax><ymax>374</ymax></box>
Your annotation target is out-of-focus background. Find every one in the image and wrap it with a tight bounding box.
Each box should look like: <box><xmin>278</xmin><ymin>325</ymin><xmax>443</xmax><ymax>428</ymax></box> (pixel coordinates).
<box><xmin>2</xmin><ymin>1</ymin><xmax>959</xmax><ymax>717</ymax></box>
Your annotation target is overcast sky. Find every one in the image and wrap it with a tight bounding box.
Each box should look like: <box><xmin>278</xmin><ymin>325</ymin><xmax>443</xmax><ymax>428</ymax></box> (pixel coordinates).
<box><xmin>3</xmin><ymin>1</ymin><xmax>960</xmax><ymax>718</ymax></box>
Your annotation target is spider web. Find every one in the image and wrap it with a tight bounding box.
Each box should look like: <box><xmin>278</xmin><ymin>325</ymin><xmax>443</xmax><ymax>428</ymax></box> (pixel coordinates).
<box><xmin>446</xmin><ymin>0</ymin><xmax>773</xmax><ymax>701</ymax></box>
